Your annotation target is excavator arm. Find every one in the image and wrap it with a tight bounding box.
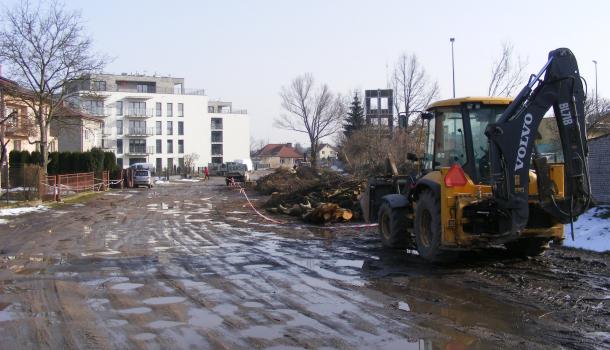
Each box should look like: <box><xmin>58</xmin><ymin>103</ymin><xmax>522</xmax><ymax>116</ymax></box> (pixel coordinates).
<box><xmin>485</xmin><ymin>48</ymin><xmax>591</xmax><ymax>235</ymax></box>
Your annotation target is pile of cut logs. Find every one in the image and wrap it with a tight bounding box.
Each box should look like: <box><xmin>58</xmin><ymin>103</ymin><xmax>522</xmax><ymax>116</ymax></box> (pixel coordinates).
<box><xmin>264</xmin><ymin>179</ymin><xmax>364</xmax><ymax>224</ymax></box>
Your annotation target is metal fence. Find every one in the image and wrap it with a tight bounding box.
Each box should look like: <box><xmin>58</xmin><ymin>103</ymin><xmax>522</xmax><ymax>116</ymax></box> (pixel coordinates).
<box><xmin>0</xmin><ymin>164</ymin><xmax>42</xmax><ymax>206</ymax></box>
<box><xmin>1</xmin><ymin>164</ymin><xmax>110</xmax><ymax>205</ymax></box>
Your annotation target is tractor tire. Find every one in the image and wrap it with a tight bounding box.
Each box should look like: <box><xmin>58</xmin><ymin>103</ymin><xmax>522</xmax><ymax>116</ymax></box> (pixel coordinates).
<box><xmin>378</xmin><ymin>202</ymin><xmax>408</xmax><ymax>249</ymax></box>
<box><xmin>414</xmin><ymin>189</ymin><xmax>452</xmax><ymax>263</ymax></box>
<box><xmin>505</xmin><ymin>238</ymin><xmax>549</xmax><ymax>258</ymax></box>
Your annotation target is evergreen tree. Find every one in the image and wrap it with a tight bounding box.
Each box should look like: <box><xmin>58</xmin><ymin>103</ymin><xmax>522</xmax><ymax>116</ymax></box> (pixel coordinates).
<box><xmin>344</xmin><ymin>93</ymin><xmax>365</xmax><ymax>137</ymax></box>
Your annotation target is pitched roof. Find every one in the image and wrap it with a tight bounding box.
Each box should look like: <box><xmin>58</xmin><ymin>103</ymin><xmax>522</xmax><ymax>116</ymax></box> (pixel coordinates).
<box><xmin>255</xmin><ymin>144</ymin><xmax>303</xmax><ymax>158</ymax></box>
<box><xmin>319</xmin><ymin>143</ymin><xmax>336</xmax><ymax>151</ymax></box>
<box><xmin>53</xmin><ymin>104</ymin><xmax>104</xmax><ymax>123</ymax></box>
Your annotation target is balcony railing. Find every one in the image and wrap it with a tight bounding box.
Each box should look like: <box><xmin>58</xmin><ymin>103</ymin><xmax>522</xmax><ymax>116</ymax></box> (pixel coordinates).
<box><xmin>209</xmin><ymin>108</ymin><xmax>247</xmax><ymax>115</ymax></box>
<box><xmin>211</xmin><ymin>124</ymin><xmax>223</xmax><ymax>130</ymax></box>
<box><xmin>81</xmin><ymin>107</ymin><xmax>111</xmax><ymax>116</ymax></box>
<box><xmin>211</xmin><ymin>137</ymin><xmax>223</xmax><ymax>143</ymax></box>
<box><xmin>125</xmin><ymin>146</ymin><xmax>155</xmax><ymax>156</ymax></box>
<box><xmin>124</xmin><ymin>127</ymin><xmax>154</xmax><ymax>136</ymax></box>
<box><xmin>124</xmin><ymin>108</ymin><xmax>154</xmax><ymax>118</ymax></box>
<box><xmin>116</xmin><ymin>87</ymin><xmax>205</xmax><ymax>96</ymax></box>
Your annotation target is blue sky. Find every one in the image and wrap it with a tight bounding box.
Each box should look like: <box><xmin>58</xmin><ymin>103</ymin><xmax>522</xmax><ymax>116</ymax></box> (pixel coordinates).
<box><xmin>3</xmin><ymin>0</ymin><xmax>608</xmax><ymax>145</ymax></box>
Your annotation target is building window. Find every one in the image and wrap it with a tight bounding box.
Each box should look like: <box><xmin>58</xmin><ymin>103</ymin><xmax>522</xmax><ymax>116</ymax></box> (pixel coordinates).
<box><xmin>13</xmin><ymin>140</ymin><xmax>21</xmax><ymax>151</ymax></box>
<box><xmin>117</xmin><ymin>158</ymin><xmax>123</xmax><ymax>168</ymax></box>
<box><xmin>208</xmin><ymin>106</ymin><xmax>215</xmax><ymax>113</ymax></box>
<box><xmin>137</xmin><ymin>84</ymin><xmax>149</xmax><ymax>93</ymax></box>
<box><xmin>92</xmin><ymin>80</ymin><xmax>106</xmax><ymax>91</ymax></box>
<box><xmin>167</xmin><ymin>158</ymin><xmax>174</xmax><ymax>171</ymax></box>
<box><xmin>211</xmin><ymin>117</ymin><xmax>222</xmax><ymax>130</ymax></box>
<box><xmin>128</xmin><ymin>101</ymin><xmax>146</xmax><ymax>116</ymax></box>
<box><xmin>212</xmin><ymin>144</ymin><xmax>223</xmax><ymax>156</ymax></box>
<box><xmin>156</xmin><ymin>139</ymin><xmax>162</xmax><ymax>154</ymax></box>
<box><xmin>116</xmin><ymin>120</ymin><xmax>123</xmax><ymax>135</ymax></box>
<box><xmin>156</xmin><ymin>158</ymin><xmax>162</xmax><ymax>171</ymax></box>
<box><xmin>178</xmin><ymin>140</ymin><xmax>184</xmax><ymax>154</ymax></box>
<box><xmin>116</xmin><ymin>101</ymin><xmax>123</xmax><ymax>116</ymax></box>
<box><xmin>82</xmin><ymin>100</ymin><xmax>104</xmax><ymax>115</ymax></box>
<box><xmin>155</xmin><ymin>102</ymin><xmax>162</xmax><ymax>117</ymax></box>
<box><xmin>117</xmin><ymin>139</ymin><xmax>123</xmax><ymax>154</ymax></box>
<box><xmin>178</xmin><ymin>121</ymin><xmax>184</xmax><ymax>135</ymax></box>
<box><xmin>178</xmin><ymin>157</ymin><xmax>184</xmax><ymax>170</ymax></box>
<box><xmin>167</xmin><ymin>103</ymin><xmax>173</xmax><ymax>117</ymax></box>
<box><xmin>167</xmin><ymin>121</ymin><xmax>173</xmax><ymax>135</ymax></box>
<box><xmin>129</xmin><ymin>139</ymin><xmax>146</xmax><ymax>153</ymax></box>
<box><xmin>128</xmin><ymin>120</ymin><xmax>146</xmax><ymax>135</ymax></box>
<box><xmin>211</xmin><ymin>131</ymin><xmax>223</xmax><ymax>142</ymax></box>
<box><xmin>156</xmin><ymin>121</ymin><xmax>162</xmax><ymax>135</ymax></box>
<box><xmin>167</xmin><ymin>140</ymin><xmax>173</xmax><ymax>153</ymax></box>
<box><xmin>177</xmin><ymin>103</ymin><xmax>183</xmax><ymax>117</ymax></box>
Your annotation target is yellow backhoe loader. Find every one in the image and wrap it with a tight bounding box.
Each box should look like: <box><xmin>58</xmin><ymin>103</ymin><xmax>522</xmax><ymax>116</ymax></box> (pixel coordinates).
<box><xmin>361</xmin><ymin>48</ymin><xmax>591</xmax><ymax>262</ymax></box>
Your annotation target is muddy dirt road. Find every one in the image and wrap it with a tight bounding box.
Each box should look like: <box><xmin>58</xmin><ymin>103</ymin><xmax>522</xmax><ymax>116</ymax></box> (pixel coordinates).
<box><xmin>0</xmin><ymin>179</ymin><xmax>608</xmax><ymax>349</ymax></box>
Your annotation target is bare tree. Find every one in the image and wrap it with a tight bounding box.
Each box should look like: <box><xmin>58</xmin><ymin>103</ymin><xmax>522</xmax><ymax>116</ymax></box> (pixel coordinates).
<box><xmin>249</xmin><ymin>137</ymin><xmax>266</xmax><ymax>156</ymax></box>
<box><xmin>183</xmin><ymin>153</ymin><xmax>199</xmax><ymax>175</ymax></box>
<box><xmin>275</xmin><ymin>74</ymin><xmax>345</xmax><ymax>170</ymax></box>
<box><xmin>392</xmin><ymin>53</ymin><xmax>439</xmax><ymax>127</ymax></box>
<box><xmin>0</xmin><ymin>0</ymin><xmax>106</xmax><ymax>174</ymax></box>
<box><xmin>488</xmin><ymin>42</ymin><xmax>528</xmax><ymax>97</ymax></box>
<box><xmin>584</xmin><ymin>93</ymin><xmax>610</xmax><ymax>137</ymax></box>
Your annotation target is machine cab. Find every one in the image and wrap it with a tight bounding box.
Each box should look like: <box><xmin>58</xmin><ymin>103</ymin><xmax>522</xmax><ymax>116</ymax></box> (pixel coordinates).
<box><xmin>421</xmin><ymin>97</ymin><xmax>513</xmax><ymax>184</ymax></box>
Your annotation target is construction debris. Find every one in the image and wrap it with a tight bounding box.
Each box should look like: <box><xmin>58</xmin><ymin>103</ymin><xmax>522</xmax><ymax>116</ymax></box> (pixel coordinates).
<box><xmin>255</xmin><ymin>167</ymin><xmax>365</xmax><ymax>224</ymax></box>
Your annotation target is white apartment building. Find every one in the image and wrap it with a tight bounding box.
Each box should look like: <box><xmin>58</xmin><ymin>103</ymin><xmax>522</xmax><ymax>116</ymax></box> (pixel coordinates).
<box><xmin>67</xmin><ymin>73</ymin><xmax>249</xmax><ymax>171</ymax></box>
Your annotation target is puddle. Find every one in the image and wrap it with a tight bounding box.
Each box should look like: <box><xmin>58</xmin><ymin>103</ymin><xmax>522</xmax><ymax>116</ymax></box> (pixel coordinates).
<box><xmin>87</xmin><ymin>298</ymin><xmax>109</xmax><ymax>311</ymax></box>
<box><xmin>133</xmin><ymin>333</ymin><xmax>156</xmax><ymax>341</ymax></box>
<box><xmin>147</xmin><ymin>320</ymin><xmax>184</xmax><ymax>329</ymax></box>
<box><xmin>241</xmin><ymin>325</ymin><xmax>283</xmax><ymax>340</ymax></box>
<box><xmin>334</xmin><ymin>259</ymin><xmax>364</xmax><ymax>268</ymax></box>
<box><xmin>213</xmin><ymin>304</ymin><xmax>238</xmax><ymax>316</ymax></box>
<box><xmin>111</xmin><ymin>283</ymin><xmax>144</xmax><ymax>291</ymax></box>
<box><xmin>142</xmin><ymin>296</ymin><xmax>186</xmax><ymax>305</ymax></box>
<box><xmin>106</xmin><ymin>319</ymin><xmax>128</xmax><ymax>327</ymax></box>
<box><xmin>242</xmin><ymin>301</ymin><xmax>264</xmax><ymax>308</ymax></box>
<box><xmin>117</xmin><ymin>307</ymin><xmax>152</xmax><ymax>315</ymax></box>
<box><xmin>188</xmin><ymin>308</ymin><xmax>223</xmax><ymax>328</ymax></box>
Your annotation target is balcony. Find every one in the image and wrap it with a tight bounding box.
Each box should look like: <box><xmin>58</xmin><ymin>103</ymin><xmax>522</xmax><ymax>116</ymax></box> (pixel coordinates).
<box><xmin>124</xmin><ymin>108</ymin><xmax>154</xmax><ymax>118</ymax></box>
<box><xmin>124</xmin><ymin>127</ymin><xmax>154</xmax><ymax>137</ymax></box>
<box><xmin>211</xmin><ymin>123</ymin><xmax>223</xmax><ymax>130</ymax></box>
<box><xmin>125</xmin><ymin>146</ymin><xmax>154</xmax><ymax>156</ymax></box>
<box><xmin>81</xmin><ymin>107</ymin><xmax>111</xmax><ymax>117</ymax></box>
<box><xmin>116</xmin><ymin>87</ymin><xmax>206</xmax><ymax>96</ymax></box>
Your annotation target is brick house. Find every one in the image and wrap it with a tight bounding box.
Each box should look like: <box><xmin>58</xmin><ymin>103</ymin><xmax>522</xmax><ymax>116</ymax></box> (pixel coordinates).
<box><xmin>253</xmin><ymin>143</ymin><xmax>303</xmax><ymax>169</ymax></box>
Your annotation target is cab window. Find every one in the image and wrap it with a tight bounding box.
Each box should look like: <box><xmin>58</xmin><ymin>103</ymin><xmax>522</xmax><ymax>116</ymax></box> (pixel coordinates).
<box><xmin>468</xmin><ymin>105</ymin><xmax>505</xmax><ymax>183</ymax></box>
<box><xmin>435</xmin><ymin>108</ymin><xmax>466</xmax><ymax>167</ymax></box>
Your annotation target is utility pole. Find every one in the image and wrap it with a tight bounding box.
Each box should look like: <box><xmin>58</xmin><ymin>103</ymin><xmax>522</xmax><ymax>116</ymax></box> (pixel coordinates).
<box><xmin>593</xmin><ymin>60</ymin><xmax>598</xmax><ymax>117</ymax></box>
<box><xmin>450</xmin><ymin>37</ymin><xmax>456</xmax><ymax>98</ymax></box>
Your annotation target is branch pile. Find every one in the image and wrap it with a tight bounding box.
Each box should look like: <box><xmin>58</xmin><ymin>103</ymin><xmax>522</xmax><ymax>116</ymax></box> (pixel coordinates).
<box><xmin>255</xmin><ymin>167</ymin><xmax>365</xmax><ymax>224</ymax></box>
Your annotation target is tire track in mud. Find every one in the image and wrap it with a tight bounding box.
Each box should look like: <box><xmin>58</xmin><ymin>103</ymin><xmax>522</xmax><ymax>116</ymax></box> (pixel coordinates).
<box><xmin>1</xmin><ymin>181</ymin><xmax>609</xmax><ymax>349</ymax></box>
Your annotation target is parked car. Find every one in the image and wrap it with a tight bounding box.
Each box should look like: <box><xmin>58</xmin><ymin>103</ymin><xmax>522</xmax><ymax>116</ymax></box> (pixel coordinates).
<box><xmin>134</xmin><ymin>169</ymin><xmax>153</xmax><ymax>188</ymax></box>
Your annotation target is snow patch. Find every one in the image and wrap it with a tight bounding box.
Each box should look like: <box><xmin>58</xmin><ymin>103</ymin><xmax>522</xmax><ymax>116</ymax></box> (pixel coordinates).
<box><xmin>564</xmin><ymin>206</ymin><xmax>610</xmax><ymax>252</ymax></box>
<box><xmin>0</xmin><ymin>205</ymin><xmax>47</xmax><ymax>217</ymax></box>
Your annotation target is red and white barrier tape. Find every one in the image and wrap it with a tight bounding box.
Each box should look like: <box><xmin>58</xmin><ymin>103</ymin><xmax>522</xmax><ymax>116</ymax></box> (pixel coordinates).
<box><xmin>234</xmin><ymin>184</ymin><xmax>378</xmax><ymax>230</ymax></box>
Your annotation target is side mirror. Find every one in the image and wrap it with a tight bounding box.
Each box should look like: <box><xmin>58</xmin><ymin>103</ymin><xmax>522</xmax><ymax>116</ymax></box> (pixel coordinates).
<box><xmin>407</xmin><ymin>153</ymin><xmax>418</xmax><ymax>162</ymax></box>
<box><xmin>420</xmin><ymin>112</ymin><xmax>434</xmax><ymax>120</ymax></box>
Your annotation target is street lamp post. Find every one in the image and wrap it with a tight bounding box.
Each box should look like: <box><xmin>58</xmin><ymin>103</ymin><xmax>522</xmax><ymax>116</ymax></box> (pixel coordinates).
<box><xmin>450</xmin><ymin>37</ymin><xmax>456</xmax><ymax>98</ymax></box>
<box><xmin>593</xmin><ymin>60</ymin><xmax>598</xmax><ymax>116</ymax></box>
